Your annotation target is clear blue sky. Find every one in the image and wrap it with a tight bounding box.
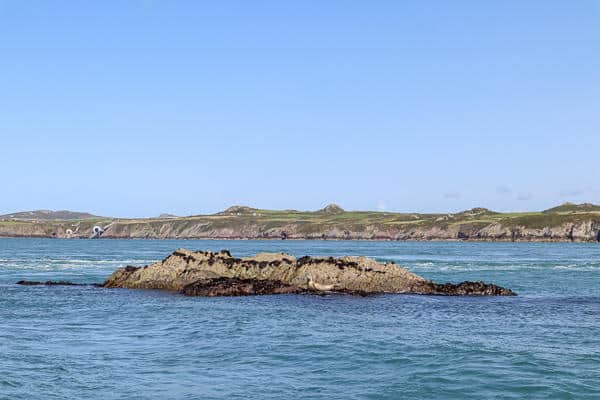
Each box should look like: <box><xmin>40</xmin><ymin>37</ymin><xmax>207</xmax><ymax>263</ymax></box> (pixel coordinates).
<box><xmin>1</xmin><ymin>1</ymin><xmax>599</xmax><ymax>217</ymax></box>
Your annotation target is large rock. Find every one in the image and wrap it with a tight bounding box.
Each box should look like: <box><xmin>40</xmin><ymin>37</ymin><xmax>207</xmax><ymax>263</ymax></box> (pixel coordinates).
<box><xmin>103</xmin><ymin>249</ymin><xmax>516</xmax><ymax>296</ymax></box>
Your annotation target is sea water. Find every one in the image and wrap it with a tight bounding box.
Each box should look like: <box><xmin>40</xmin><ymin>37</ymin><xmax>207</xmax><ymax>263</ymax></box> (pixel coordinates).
<box><xmin>1</xmin><ymin>238</ymin><xmax>599</xmax><ymax>399</ymax></box>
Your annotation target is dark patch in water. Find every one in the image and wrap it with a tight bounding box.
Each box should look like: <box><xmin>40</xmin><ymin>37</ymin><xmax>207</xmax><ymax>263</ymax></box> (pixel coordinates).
<box><xmin>417</xmin><ymin>281</ymin><xmax>516</xmax><ymax>296</ymax></box>
<box><xmin>16</xmin><ymin>280</ymin><xmax>101</xmax><ymax>287</ymax></box>
<box><xmin>17</xmin><ymin>280</ymin><xmax>79</xmax><ymax>286</ymax></box>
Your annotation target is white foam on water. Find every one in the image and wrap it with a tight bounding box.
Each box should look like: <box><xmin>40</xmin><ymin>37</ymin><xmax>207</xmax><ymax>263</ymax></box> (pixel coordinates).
<box><xmin>553</xmin><ymin>264</ymin><xmax>600</xmax><ymax>271</ymax></box>
<box><xmin>0</xmin><ymin>259</ymin><xmax>149</xmax><ymax>271</ymax></box>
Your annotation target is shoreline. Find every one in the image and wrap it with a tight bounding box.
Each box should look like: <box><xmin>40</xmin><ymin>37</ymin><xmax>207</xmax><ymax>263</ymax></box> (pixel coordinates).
<box><xmin>1</xmin><ymin>235</ymin><xmax>598</xmax><ymax>243</ymax></box>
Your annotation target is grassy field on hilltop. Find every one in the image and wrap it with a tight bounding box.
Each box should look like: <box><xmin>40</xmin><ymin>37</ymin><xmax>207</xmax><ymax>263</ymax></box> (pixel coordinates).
<box><xmin>1</xmin><ymin>203</ymin><xmax>600</xmax><ymax>240</ymax></box>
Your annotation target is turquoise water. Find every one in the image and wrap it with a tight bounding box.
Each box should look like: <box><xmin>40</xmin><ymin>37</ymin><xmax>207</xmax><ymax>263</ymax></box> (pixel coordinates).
<box><xmin>1</xmin><ymin>238</ymin><xmax>599</xmax><ymax>399</ymax></box>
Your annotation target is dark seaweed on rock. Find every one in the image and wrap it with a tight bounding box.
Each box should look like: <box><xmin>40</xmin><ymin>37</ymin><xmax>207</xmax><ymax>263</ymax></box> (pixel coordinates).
<box><xmin>181</xmin><ymin>277</ymin><xmax>375</xmax><ymax>297</ymax></box>
<box><xmin>181</xmin><ymin>278</ymin><xmax>303</xmax><ymax>297</ymax></box>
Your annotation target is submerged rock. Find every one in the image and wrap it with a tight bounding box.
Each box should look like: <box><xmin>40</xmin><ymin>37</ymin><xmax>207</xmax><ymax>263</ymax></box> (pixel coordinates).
<box><xmin>418</xmin><ymin>281</ymin><xmax>516</xmax><ymax>296</ymax></box>
<box><xmin>16</xmin><ymin>280</ymin><xmax>84</xmax><ymax>286</ymax></box>
<box><xmin>103</xmin><ymin>249</ymin><xmax>516</xmax><ymax>297</ymax></box>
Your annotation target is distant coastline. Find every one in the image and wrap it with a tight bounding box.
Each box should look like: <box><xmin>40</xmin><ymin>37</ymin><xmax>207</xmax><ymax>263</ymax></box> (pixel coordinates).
<box><xmin>1</xmin><ymin>203</ymin><xmax>600</xmax><ymax>242</ymax></box>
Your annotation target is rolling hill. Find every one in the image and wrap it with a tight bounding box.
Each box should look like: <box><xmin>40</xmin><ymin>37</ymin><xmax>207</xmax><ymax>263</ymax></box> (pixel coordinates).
<box><xmin>0</xmin><ymin>210</ymin><xmax>102</xmax><ymax>220</ymax></box>
<box><xmin>1</xmin><ymin>203</ymin><xmax>599</xmax><ymax>241</ymax></box>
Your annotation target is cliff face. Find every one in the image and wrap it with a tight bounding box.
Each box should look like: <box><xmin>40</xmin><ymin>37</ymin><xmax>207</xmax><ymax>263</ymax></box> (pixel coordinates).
<box><xmin>389</xmin><ymin>220</ymin><xmax>600</xmax><ymax>242</ymax></box>
<box><xmin>90</xmin><ymin>221</ymin><xmax>596</xmax><ymax>241</ymax></box>
<box><xmin>76</xmin><ymin>219</ymin><xmax>600</xmax><ymax>241</ymax></box>
<box><xmin>103</xmin><ymin>249</ymin><xmax>515</xmax><ymax>296</ymax></box>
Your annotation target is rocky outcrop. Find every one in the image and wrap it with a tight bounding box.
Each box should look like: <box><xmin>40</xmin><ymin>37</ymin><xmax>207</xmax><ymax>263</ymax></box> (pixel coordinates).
<box><xmin>317</xmin><ymin>203</ymin><xmax>345</xmax><ymax>214</ymax></box>
<box><xmin>103</xmin><ymin>249</ymin><xmax>516</xmax><ymax>296</ymax></box>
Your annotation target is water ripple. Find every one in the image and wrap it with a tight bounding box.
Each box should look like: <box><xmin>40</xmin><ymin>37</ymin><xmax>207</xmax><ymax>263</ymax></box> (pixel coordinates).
<box><xmin>0</xmin><ymin>239</ymin><xmax>599</xmax><ymax>399</ymax></box>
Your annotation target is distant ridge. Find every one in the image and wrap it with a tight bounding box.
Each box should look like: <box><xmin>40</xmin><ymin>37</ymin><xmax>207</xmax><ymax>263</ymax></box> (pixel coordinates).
<box><xmin>216</xmin><ymin>204</ymin><xmax>346</xmax><ymax>216</ymax></box>
<box><xmin>543</xmin><ymin>202</ymin><xmax>600</xmax><ymax>214</ymax></box>
<box><xmin>0</xmin><ymin>210</ymin><xmax>102</xmax><ymax>220</ymax></box>
<box><xmin>4</xmin><ymin>203</ymin><xmax>600</xmax><ymax>221</ymax></box>
<box><xmin>1</xmin><ymin>202</ymin><xmax>600</xmax><ymax>242</ymax></box>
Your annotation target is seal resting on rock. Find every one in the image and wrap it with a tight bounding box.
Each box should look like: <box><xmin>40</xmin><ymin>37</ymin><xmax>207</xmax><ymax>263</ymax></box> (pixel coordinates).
<box><xmin>306</xmin><ymin>274</ymin><xmax>337</xmax><ymax>292</ymax></box>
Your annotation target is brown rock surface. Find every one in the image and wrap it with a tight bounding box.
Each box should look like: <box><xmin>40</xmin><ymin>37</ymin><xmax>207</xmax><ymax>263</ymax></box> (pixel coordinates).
<box><xmin>103</xmin><ymin>249</ymin><xmax>516</xmax><ymax>296</ymax></box>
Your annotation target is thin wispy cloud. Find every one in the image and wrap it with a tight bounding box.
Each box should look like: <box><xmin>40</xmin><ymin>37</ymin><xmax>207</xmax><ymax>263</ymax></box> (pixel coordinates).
<box><xmin>559</xmin><ymin>189</ymin><xmax>584</xmax><ymax>197</ymax></box>
<box><xmin>516</xmin><ymin>192</ymin><xmax>533</xmax><ymax>201</ymax></box>
<box><xmin>496</xmin><ymin>185</ymin><xmax>512</xmax><ymax>195</ymax></box>
<box><xmin>443</xmin><ymin>192</ymin><xmax>461</xmax><ymax>199</ymax></box>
